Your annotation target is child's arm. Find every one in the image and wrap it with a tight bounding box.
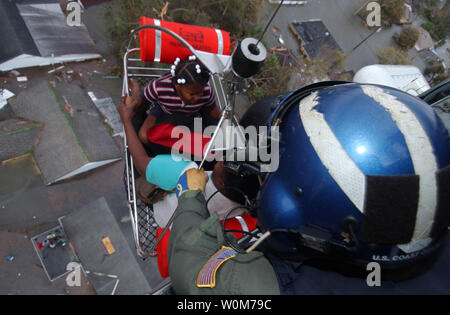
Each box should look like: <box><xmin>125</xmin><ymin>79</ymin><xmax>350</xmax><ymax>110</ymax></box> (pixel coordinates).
<box><xmin>119</xmin><ymin>96</ymin><xmax>151</xmax><ymax>177</ymax></box>
<box><xmin>138</xmin><ymin>104</ymin><xmax>165</xmax><ymax>145</ymax></box>
<box><xmin>205</xmin><ymin>105</ymin><xmax>222</xmax><ymax>120</ymax></box>
<box><xmin>138</xmin><ymin>114</ymin><xmax>157</xmax><ymax>145</ymax></box>
<box><xmin>205</xmin><ymin>105</ymin><xmax>241</xmax><ymax>123</ymax></box>
<box><xmin>202</xmin><ymin>86</ymin><xmax>222</xmax><ymax>120</ymax></box>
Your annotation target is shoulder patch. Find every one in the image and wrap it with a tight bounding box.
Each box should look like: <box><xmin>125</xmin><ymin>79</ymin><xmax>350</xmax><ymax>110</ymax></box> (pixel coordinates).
<box><xmin>197</xmin><ymin>246</ymin><xmax>237</xmax><ymax>288</ymax></box>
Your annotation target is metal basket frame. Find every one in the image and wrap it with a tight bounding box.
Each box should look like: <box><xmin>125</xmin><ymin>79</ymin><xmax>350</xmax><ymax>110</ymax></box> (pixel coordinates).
<box><xmin>121</xmin><ymin>25</ymin><xmax>223</xmax><ymax>259</ymax></box>
<box><xmin>122</xmin><ymin>46</ymin><xmax>168</xmax><ymax>259</ymax></box>
<box><xmin>122</xmin><ymin>25</ymin><xmax>248</xmax><ymax>259</ymax></box>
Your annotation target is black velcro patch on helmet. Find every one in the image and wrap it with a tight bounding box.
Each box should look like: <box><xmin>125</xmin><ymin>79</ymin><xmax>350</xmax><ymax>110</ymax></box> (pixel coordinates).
<box><xmin>431</xmin><ymin>165</ymin><xmax>450</xmax><ymax>238</ymax></box>
<box><xmin>360</xmin><ymin>175</ymin><xmax>419</xmax><ymax>245</ymax></box>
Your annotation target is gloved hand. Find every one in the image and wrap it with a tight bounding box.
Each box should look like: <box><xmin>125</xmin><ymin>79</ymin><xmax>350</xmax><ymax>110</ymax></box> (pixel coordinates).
<box><xmin>176</xmin><ymin>168</ymin><xmax>208</xmax><ymax>197</ymax></box>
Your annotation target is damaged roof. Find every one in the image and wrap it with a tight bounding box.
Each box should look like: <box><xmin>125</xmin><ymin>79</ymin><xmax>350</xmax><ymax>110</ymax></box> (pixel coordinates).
<box><xmin>290</xmin><ymin>19</ymin><xmax>343</xmax><ymax>60</ymax></box>
<box><xmin>0</xmin><ymin>0</ymin><xmax>100</xmax><ymax>72</ymax></box>
<box><xmin>0</xmin><ymin>0</ymin><xmax>40</xmax><ymax>64</ymax></box>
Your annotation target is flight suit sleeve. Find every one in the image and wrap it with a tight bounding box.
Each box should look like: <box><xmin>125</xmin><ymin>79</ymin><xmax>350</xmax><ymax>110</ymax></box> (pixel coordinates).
<box><xmin>167</xmin><ymin>190</ymin><xmax>280</xmax><ymax>295</ymax></box>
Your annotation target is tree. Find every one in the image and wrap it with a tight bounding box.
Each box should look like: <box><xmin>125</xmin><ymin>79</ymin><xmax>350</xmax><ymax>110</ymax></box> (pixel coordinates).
<box><xmin>380</xmin><ymin>0</ymin><xmax>405</xmax><ymax>26</ymax></box>
<box><xmin>319</xmin><ymin>46</ymin><xmax>347</xmax><ymax>73</ymax></box>
<box><xmin>105</xmin><ymin>0</ymin><xmax>265</xmax><ymax>59</ymax></box>
<box><xmin>106</xmin><ymin>0</ymin><xmax>287</xmax><ymax>101</ymax></box>
<box><xmin>377</xmin><ymin>46</ymin><xmax>412</xmax><ymax>65</ymax></box>
<box><xmin>433</xmin><ymin>2</ymin><xmax>450</xmax><ymax>40</ymax></box>
<box><xmin>393</xmin><ymin>26</ymin><xmax>420</xmax><ymax>50</ymax></box>
<box><xmin>421</xmin><ymin>22</ymin><xmax>435</xmax><ymax>35</ymax></box>
<box><xmin>424</xmin><ymin>61</ymin><xmax>449</xmax><ymax>86</ymax></box>
<box><xmin>249</xmin><ymin>52</ymin><xmax>292</xmax><ymax>102</ymax></box>
<box><xmin>417</xmin><ymin>0</ymin><xmax>449</xmax><ymax>41</ymax></box>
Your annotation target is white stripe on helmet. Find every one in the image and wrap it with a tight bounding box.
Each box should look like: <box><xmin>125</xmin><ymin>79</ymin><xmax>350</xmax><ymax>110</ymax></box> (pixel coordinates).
<box><xmin>299</xmin><ymin>92</ymin><xmax>366</xmax><ymax>213</ymax></box>
<box><xmin>361</xmin><ymin>85</ymin><xmax>437</xmax><ymax>253</ymax></box>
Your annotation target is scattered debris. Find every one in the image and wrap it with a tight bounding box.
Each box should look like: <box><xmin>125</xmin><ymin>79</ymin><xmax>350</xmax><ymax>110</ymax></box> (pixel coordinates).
<box><xmin>48</xmin><ymin>65</ymin><xmax>65</xmax><ymax>74</ymax></box>
<box><xmin>7</xmin><ymin>255</ymin><xmax>14</xmax><ymax>261</ymax></box>
<box><xmin>87</xmin><ymin>91</ymin><xmax>97</xmax><ymax>101</ymax></box>
<box><xmin>17</xmin><ymin>76</ymin><xmax>28</xmax><ymax>82</ymax></box>
<box><xmin>269</xmin><ymin>46</ymin><xmax>301</xmax><ymax>68</ymax></box>
<box><xmin>84</xmin><ymin>270</ymin><xmax>120</xmax><ymax>295</ymax></box>
<box><xmin>120</xmin><ymin>216</ymin><xmax>131</xmax><ymax>223</ymax></box>
<box><xmin>269</xmin><ymin>0</ymin><xmax>307</xmax><ymax>4</ymax></box>
<box><xmin>10</xmin><ymin>70</ymin><xmax>20</xmax><ymax>77</ymax></box>
<box><xmin>63</xmin><ymin>96</ymin><xmax>73</xmax><ymax>116</ymax></box>
<box><xmin>31</xmin><ymin>225</ymin><xmax>76</xmax><ymax>281</ymax></box>
<box><xmin>0</xmin><ymin>89</ymin><xmax>15</xmax><ymax>109</ymax></box>
<box><xmin>88</xmin><ymin>94</ymin><xmax>123</xmax><ymax>136</ymax></box>
<box><xmin>101</xmin><ymin>237</ymin><xmax>116</xmax><ymax>255</ymax></box>
<box><xmin>271</xmin><ymin>26</ymin><xmax>280</xmax><ymax>35</ymax></box>
<box><xmin>85</xmin><ymin>270</ymin><xmax>118</xmax><ymax>279</ymax></box>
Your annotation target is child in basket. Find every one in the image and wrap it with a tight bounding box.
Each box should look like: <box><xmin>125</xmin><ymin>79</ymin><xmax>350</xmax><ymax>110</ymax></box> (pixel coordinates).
<box><xmin>128</xmin><ymin>55</ymin><xmax>222</xmax><ymax>150</ymax></box>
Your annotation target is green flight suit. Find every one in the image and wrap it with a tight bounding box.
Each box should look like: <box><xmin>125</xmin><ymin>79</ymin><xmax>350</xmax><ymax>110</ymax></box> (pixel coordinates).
<box><xmin>167</xmin><ymin>190</ymin><xmax>280</xmax><ymax>295</ymax></box>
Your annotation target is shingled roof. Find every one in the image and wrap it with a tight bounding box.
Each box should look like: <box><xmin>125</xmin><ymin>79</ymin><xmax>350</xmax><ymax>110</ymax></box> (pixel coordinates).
<box><xmin>289</xmin><ymin>19</ymin><xmax>343</xmax><ymax>61</ymax></box>
<box><xmin>0</xmin><ymin>0</ymin><xmax>100</xmax><ymax>72</ymax></box>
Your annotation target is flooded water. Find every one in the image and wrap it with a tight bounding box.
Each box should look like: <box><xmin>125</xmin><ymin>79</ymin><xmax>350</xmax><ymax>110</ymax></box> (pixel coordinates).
<box><xmin>0</xmin><ymin>1</ymin><xmax>163</xmax><ymax>294</ymax></box>
<box><xmin>0</xmin><ymin>147</ymin><xmax>132</xmax><ymax>294</ymax></box>
<box><xmin>0</xmin><ymin>151</ymin><xmax>126</xmax><ymax>234</ymax></box>
<box><xmin>0</xmin><ymin>154</ymin><xmax>41</xmax><ymax>205</ymax></box>
<box><xmin>0</xmin><ymin>155</ymin><xmax>53</xmax><ymax>233</ymax></box>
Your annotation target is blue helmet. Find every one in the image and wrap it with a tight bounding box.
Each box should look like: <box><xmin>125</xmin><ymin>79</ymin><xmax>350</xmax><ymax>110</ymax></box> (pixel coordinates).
<box><xmin>257</xmin><ymin>82</ymin><xmax>450</xmax><ymax>271</ymax></box>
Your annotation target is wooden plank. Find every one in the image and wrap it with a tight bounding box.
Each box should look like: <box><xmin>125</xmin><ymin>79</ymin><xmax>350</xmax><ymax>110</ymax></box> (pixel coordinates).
<box><xmin>102</xmin><ymin>237</ymin><xmax>116</xmax><ymax>255</ymax></box>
